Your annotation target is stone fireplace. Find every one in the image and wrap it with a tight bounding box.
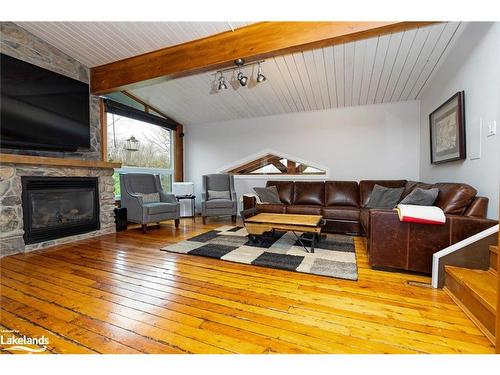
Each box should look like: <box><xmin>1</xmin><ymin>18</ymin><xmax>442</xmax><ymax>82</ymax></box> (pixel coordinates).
<box><xmin>0</xmin><ymin>165</ymin><xmax>116</xmax><ymax>256</ymax></box>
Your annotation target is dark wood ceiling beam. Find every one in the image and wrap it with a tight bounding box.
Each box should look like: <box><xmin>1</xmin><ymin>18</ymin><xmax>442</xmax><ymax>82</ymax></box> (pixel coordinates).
<box><xmin>90</xmin><ymin>21</ymin><xmax>437</xmax><ymax>94</ymax></box>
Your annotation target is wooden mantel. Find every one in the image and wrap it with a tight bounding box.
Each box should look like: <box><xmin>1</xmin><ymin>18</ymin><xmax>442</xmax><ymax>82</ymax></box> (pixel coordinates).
<box><xmin>0</xmin><ymin>153</ymin><xmax>121</xmax><ymax>169</ymax></box>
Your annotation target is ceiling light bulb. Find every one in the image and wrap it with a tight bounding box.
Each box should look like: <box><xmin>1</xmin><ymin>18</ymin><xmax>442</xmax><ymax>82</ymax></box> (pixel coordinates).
<box><xmin>256</xmin><ymin>63</ymin><xmax>266</xmax><ymax>83</ymax></box>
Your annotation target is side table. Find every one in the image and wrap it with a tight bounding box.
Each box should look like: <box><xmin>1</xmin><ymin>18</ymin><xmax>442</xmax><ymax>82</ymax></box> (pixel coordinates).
<box><xmin>176</xmin><ymin>195</ymin><xmax>196</xmax><ymax>222</ymax></box>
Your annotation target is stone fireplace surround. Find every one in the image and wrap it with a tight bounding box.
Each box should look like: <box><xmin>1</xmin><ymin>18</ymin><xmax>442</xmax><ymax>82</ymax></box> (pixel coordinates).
<box><xmin>0</xmin><ymin>23</ymin><xmax>118</xmax><ymax>257</ymax></box>
<box><xmin>0</xmin><ymin>164</ymin><xmax>116</xmax><ymax>257</ymax></box>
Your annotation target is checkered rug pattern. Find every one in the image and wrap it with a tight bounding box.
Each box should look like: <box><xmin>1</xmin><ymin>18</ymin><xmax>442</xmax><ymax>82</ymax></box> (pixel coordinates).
<box><xmin>161</xmin><ymin>226</ymin><xmax>358</xmax><ymax>280</ymax></box>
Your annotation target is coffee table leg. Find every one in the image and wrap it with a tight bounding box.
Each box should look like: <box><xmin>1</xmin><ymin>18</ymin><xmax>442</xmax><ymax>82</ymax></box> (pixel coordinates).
<box><xmin>310</xmin><ymin>234</ymin><xmax>316</xmax><ymax>253</ymax></box>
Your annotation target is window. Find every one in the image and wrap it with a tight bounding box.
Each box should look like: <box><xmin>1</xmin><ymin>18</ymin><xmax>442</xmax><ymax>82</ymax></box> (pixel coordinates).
<box><xmin>107</xmin><ymin>113</ymin><xmax>173</xmax><ymax>196</ymax></box>
<box><xmin>227</xmin><ymin>153</ymin><xmax>326</xmax><ymax>175</ymax></box>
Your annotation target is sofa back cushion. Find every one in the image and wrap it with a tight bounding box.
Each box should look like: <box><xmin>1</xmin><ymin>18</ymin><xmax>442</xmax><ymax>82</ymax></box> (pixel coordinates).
<box><xmin>359</xmin><ymin>180</ymin><xmax>407</xmax><ymax>207</ymax></box>
<box><xmin>266</xmin><ymin>181</ymin><xmax>294</xmax><ymax>205</ymax></box>
<box><xmin>325</xmin><ymin>181</ymin><xmax>359</xmax><ymax>207</ymax></box>
<box><xmin>293</xmin><ymin>181</ymin><xmax>325</xmax><ymax>205</ymax></box>
<box><xmin>432</xmin><ymin>183</ymin><xmax>477</xmax><ymax>215</ymax></box>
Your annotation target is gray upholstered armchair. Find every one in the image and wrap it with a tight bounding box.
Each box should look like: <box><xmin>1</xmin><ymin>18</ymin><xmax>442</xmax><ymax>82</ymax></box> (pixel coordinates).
<box><xmin>201</xmin><ymin>174</ymin><xmax>237</xmax><ymax>224</ymax></box>
<box><xmin>120</xmin><ymin>173</ymin><xmax>180</xmax><ymax>233</ymax></box>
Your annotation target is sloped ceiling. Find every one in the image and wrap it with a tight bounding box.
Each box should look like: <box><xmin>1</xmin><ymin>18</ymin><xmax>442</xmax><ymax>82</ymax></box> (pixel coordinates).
<box><xmin>15</xmin><ymin>21</ymin><xmax>253</xmax><ymax>67</ymax></box>
<box><xmin>129</xmin><ymin>22</ymin><xmax>462</xmax><ymax>125</ymax></box>
<box><xmin>16</xmin><ymin>21</ymin><xmax>463</xmax><ymax>126</ymax></box>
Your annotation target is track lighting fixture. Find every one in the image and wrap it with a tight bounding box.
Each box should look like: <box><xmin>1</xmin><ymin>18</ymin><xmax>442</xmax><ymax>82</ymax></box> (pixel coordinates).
<box><xmin>237</xmin><ymin>70</ymin><xmax>248</xmax><ymax>87</ymax></box>
<box><xmin>214</xmin><ymin>59</ymin><xmax>266</xmax><ymax>93</ymax></box>
<box><xmin>217</xmin><ymin>73</ymin><xmax>228</xmax><ymax>90</ymax></box>
<box><xmin>256</xmin><ymin>62</ymin><xmax>266</xmax><ymax>83</ymax></box>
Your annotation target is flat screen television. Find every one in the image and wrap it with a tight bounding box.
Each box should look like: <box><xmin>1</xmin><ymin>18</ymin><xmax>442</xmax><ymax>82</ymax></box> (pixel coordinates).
<box><xmin>1</xmin><ymin>53</ymin><xmax>91</xmax><ymax>151</ymax></box>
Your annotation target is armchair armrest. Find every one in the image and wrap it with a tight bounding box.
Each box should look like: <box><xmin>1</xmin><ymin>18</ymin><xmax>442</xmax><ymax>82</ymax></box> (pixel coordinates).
<box><xmin>230</xmin><ymin>190</ymin><xmax>237</xmax><ymax>201</ymax></box>
<box><xmin>160</xmin><ymin>191</ymin><xmax>177</xmax><ymax>204</ymax></box>
<box><xmin>121</xmin><ymin>192</ymin><xmax>144</xmax><ymax>223</ymax></box>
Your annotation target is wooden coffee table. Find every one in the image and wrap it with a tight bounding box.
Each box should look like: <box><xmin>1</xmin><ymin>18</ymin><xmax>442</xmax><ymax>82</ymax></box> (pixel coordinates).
<box><xmin>243</xmin><ymin>213</ymin><xmax>324</xmax><ymax>253</ymax></box>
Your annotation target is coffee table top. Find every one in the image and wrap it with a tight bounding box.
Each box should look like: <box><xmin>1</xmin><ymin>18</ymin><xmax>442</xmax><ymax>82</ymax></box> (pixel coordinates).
<box><xmin>245</xmin><ymin>213</ymin><xmax>322</xmax><ymax>227</ymax></box>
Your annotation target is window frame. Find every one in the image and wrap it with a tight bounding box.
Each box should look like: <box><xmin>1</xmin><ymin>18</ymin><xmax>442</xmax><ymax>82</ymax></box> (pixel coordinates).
<box><xmin>104</xmin><ymin>101</ymin><xmax>175</xmax><ymax>199</ymax></box>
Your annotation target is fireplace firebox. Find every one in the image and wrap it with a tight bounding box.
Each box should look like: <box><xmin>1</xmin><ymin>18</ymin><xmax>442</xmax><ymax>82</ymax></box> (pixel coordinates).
<box><xmin>22</xmin><ymin>177</ymin><xmax>100</xmax><ymax>244</ymax></box>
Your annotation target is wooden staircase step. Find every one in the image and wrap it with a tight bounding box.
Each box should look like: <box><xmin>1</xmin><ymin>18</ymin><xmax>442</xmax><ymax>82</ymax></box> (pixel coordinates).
<box><xmin>444</xmin><ymin>265</ymin><xmax>497</xmax><ymax>343</ymax></box>
<box><xmin>490</xmin><ymin>245</ymin><xmax>498</xmax><ymax>271</ymax></box>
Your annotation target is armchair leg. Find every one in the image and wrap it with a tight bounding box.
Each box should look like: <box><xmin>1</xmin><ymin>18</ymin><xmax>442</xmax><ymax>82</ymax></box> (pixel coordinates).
<box><xmin>141</xmin><ymin>224</ymin><xmax>147</xmax><ymax>234</ymax></box>
<box><xmin>174</xmin><ymin>219</ymin><xmax>180</xmax><ymax>228</ymax></box>
<box><xmin>202</xmin><ymin>216</ymin><xmax>206</xmax><ymax>225</ymax></box>
<box><xmin>231</xmin><ymin>215</ymin><xmax>237</xmax><ymax>224</ymax></box>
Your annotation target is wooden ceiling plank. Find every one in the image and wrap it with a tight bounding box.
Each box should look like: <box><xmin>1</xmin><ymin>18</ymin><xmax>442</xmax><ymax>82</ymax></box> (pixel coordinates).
<box><xmin>375</xmin><ymin>31</ymin><xmax>404</xmax><ymax>104</ymax></box>
<box><xmin>350</xmin><ymin>40</ymin><xmax>364</xmax><ymax>106</ymax></box>
<box><xmin>90</xmin><ymin>21</ymin><xmax>437</xmax><ymax>94</ymax></box>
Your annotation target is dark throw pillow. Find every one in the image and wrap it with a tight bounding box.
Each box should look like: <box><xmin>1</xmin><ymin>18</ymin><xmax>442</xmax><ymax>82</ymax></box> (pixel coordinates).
<box><xmin>365</xmin><ymin>184</ymin><xmax>404</xmax><ymax>209</ymax></box>
<box><xmin>399</xmin><ymin>187</ymin><xmax>439</xmax><ymax>206</ymax></box>
<box><xmin>254</xmin><ymin>186</ymin><xmax>282</xmax><ymax>204</ymax></box>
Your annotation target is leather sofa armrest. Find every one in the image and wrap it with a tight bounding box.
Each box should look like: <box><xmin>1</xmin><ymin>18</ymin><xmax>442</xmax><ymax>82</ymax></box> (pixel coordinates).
<box><xmin>367</xmin><ymin>209</ymin><xmax>498</xmax><ymax>273</ymax></box>
<box><xmin>464</xmin><ymin>196</ymin><xmax>489</xmax><ymax>218</ymax></box>
<box><xmin>243</xmin><ymin>195</ymin><xmax>257</xmax><ymax>211</ymax></box>
<box><xmin>447</xmin><ymin>214</ymin><xmax>497</xmax><ymax>242</ymax></box>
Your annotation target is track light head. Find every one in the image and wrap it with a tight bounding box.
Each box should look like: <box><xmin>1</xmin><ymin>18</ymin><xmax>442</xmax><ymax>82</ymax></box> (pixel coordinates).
<box><xmin>256</xmin><ymin>63</ymin><xmax>266</xmax><ymax>83</ymax></box>
<box><xmin>237</xmin><ymin>71</ymin><xmax>248</xmax><ymax>87</ymax></box>
<box><xmin>217</xmin><ymin>74</ymin><xmax>228</xmax><ymax>90</ymax></box>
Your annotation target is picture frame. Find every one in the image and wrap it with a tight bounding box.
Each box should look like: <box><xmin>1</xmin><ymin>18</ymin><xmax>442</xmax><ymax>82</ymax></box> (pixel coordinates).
<box><xmin>429</xmin><ymin>91</ymin><xmax>466</xmax><ymax>164</ymax></box>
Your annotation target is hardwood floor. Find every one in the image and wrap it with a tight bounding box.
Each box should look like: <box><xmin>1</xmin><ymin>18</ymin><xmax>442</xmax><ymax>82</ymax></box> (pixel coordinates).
<box><xmin>0</xmin><ymin>218</ymin><xmax>495</xmax><ymax>354</ymax></box>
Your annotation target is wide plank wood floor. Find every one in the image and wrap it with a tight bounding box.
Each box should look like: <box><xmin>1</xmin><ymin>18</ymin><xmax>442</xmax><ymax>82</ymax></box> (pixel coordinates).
<box><xmin>0</xmin><ymin>218</ymin><xmax>495</xmax><ymax>354</ymax></box>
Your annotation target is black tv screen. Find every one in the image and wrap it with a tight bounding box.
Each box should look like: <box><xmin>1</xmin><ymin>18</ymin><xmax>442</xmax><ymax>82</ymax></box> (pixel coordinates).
<box><xmin>1</xmin><ymin>53</ymin><xmax>91</xmax><ymax>151</ymax></box>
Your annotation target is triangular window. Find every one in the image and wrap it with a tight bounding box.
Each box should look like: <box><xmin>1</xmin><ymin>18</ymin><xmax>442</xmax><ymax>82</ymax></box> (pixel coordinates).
<box><xmin>227</xmin><ymin>153</ymin><xmax>326</xmax><ymax>175</ymax></box>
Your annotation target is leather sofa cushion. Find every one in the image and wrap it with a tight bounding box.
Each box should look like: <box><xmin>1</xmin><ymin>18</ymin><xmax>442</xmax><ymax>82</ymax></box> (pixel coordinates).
<box><xmin>325</xmin><ymin>181</ymin><xmax>359</xmax><ymax>207</ymax></box>
<box><xmin>433</xmin><ymin>183</ymin><xmax>477</xmax><ymax>215</ymax></box>
<box><xmin>322</xmin><ymin>206</ymin><xmax>360</xmax><ymax>221</ymax></box>
<box><xmin>266</xmin><ymin>181</ymin><xmax>294</xmax><ymax>205</ymax></box>
<box><xmin>144</xmin><ymin>202</ymin><xmax>178</xmax><ymax>215</ymax></box>
<box><xmin>359</xmin><ymin>180</ymin><xmax>407</xmax><ymax>207</ymax></box>
<box><xmin>257</xmin><ymin>203</ymin><xmax>287</xmax><ymax>214</ymax></box>
<box><xmin>293</xmin><ymin>181</ymin><xmax>325</xmax><ymax>205</ymax></box>
<box><xmin>285</xmin><ymin>205</ymin><xmax>322</xmax><ymax>215</ymax></box>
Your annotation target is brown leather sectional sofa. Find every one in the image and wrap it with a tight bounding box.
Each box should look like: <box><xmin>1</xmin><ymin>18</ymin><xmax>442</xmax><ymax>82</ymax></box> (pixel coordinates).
<box><xmin>243</xmin><ymin>180</ymin><xmax>497</xmax><ymax>274</ymax></box>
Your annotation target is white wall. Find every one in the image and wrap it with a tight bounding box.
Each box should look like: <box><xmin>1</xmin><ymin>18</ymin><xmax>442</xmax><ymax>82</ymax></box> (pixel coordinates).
<box><xmin>185</xmin><ymin>100</ymin><xmax>420</xmax><ymax>209</ymax></box>
<box><xmin>419</xmin><ymin>22</ymin><xmax>500</xmax><ymax>219</ymax></box>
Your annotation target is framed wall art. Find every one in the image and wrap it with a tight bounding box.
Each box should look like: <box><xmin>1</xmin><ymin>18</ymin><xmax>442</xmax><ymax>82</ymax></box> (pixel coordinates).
<box><xmin>429</xmin><ymin>91</ymin><xmax>466</xmax><ymax>164</ymax></box>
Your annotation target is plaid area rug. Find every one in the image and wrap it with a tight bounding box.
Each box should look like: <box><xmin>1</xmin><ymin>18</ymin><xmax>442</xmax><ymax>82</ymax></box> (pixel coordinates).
<box><xmin>161</xmin><ymin>226</ymin><xmax>358</xmax><ymax>280</ymax></box>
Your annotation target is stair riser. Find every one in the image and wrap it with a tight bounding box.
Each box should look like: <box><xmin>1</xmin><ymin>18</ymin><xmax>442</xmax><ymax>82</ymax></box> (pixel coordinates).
<box><xmin>445</xmin><ymin>273</ymin><xmax>496</xmax><ymax>341</ymax></box>
<box><xmin>490</xmin><ymin>251</ymin><xmax>497</xmax><ymax>271</ymax></box>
